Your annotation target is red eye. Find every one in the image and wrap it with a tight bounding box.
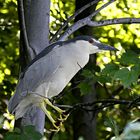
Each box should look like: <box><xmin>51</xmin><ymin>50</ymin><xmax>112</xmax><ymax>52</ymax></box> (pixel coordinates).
<box><xmin>89</xmin><ymin>39</ymin><xmax>94</xmax><ymax>44</ymax></box>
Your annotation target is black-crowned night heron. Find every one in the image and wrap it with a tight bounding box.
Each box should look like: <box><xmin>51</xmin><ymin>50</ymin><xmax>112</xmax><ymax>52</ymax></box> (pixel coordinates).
<box><xmin>8</xmin><ymin>35</ymin><xmax>117</xmax><ymax>131</ymax></box>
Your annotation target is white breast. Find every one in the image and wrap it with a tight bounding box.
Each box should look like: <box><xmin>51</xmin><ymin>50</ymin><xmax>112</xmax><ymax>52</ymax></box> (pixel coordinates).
<box><xmin>46</xmin><ymin>42</ymin><xmax>90</xmax><ymax>98</ymax></box>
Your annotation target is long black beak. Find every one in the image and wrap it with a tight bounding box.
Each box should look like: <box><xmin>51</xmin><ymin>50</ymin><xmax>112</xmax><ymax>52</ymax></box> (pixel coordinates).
<box><xmin>96</xmin><ymin>42</ymin><xmax>118</xmax><ymax>51</ymax></box>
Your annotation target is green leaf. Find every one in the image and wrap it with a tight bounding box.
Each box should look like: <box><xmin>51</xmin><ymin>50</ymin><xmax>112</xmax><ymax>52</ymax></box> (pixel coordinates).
<box><xmin>119</xmin><ymin>50</ymin><xmax>140</xmax><ymax>65</ymax></box>
<box><xmin>5</xmin><ymin>126</ymin><xmax>42</xmax><ymax>140</ymax></box>
<box><xmin>78</xmin><ymin>82</ymin><xmax>92</xmax><ymax>96</ymax></box>
<box><xmin>81</xmin><ymin>69</ymin><xmax>94</xmax><ymax>78</ymax></box>
<box><xmin>113</xmin><ymin>68</ymin><xmax>138</xmax><ymax>87</ymax></box>
<box><xmin>102</xmin><ymin>63</ymin><xmax>119</xmax><ymax>76</ymax></box>
<box><xmin>95</xmin><ymin>75</ymin><xmax>112</xmax><ymax>83</ymax></box>
<box><xmin>131</xmin><ymin>64</ymin><xmax>140</xmax><ymax>75</ymax></box>
<box><xmin>22</xmin><ymin>125</ymin><xmax>42</xmax><ymax>140</ymax></box>
<box><xmin>5</xmin><ymin>134</ymin><xmax>21</xmax><ymax>140</ymax></box>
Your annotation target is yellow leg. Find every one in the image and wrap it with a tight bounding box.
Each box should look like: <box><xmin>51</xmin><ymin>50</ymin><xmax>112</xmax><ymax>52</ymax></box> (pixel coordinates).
<box><xmin>59</xmin><ymin>113</ymin><xmax>69</xmax><ymax>121</ymax></box>
<box><xmin>39</xmin><ymin>99</ymin><xmax>69</xmax><ymax>131</ymax></box>
<box><xmin>44</xmin><ymin>99</ymin><xmax>69</xmax><ymax>122</ymax></box>
<box><xmin>40</xmin><ymin>102</ymin><xmax>61</xmax><ymax>131</ymax></box>
<box><xmin>44</xmin><ymin>98</ymin><xmax>64</xmax><ymax>113</ymax></box>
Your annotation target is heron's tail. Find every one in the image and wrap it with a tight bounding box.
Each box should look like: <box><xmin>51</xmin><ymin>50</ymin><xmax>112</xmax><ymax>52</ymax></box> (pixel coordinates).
<box><xmin>8</xmin><ymin>93</ymin><xmax>42</xmax><ymax>119</ymax></box>
<box><xmin>8</xmin><ymin>91</ymin><xmax>23</xmax><ymax>116</ymax></box>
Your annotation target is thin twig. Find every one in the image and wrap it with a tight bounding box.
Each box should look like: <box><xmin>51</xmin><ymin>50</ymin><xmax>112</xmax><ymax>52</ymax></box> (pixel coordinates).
<box><xmin>128</xmin><ymin>96</ymin><xmax>140</xmax><ymax>108</ymax></box>
<box><xmin>82</xmin><ymin>103</ymin><xmax>116</xmax><ymax>112</ymax></box>
<box><xmin>55</xmin><ymin>99</ymin><xmax>140</xmax><ymax>115</ymax></box>
<box><xmin>88</xmin><ymin>0</ymin><xmax>116</xmax><ymax>19</ymax></box>
<box><xmin>58</xmin><ymin>0</ymin><xmax>116</xmax><ymax>41</ymax></box>
<box><xmin>50</xmin><ymin>0</ymin><xmax>101</xmax><ymax>43</ymax></box>
<box><xmin>87</xmin><ymin>18</ymin><xmax>140</xmax><ymax>26</ymax></box>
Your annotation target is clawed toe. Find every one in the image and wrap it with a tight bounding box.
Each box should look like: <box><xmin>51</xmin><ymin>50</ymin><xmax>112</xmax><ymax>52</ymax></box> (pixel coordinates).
<box><xmin>50</xmin><ymin>120</ymin><xmax>63</xmax><ymax>132</ymax></box>
<box><xmin>40</xmin><ymin>100</ymin><xmax>69</xmax><ymax>132</ymax></box>
<box><xmin>58</xmin><ymin>112</ymin><xmax>69</xmax><ymax>121</ymax></box>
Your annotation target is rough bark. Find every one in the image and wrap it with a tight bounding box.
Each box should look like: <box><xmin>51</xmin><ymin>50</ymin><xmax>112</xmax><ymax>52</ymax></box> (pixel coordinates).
<box><xmin>73</xmin><ymin>0</ymin><xmax>97</xmax><ymax>140</ymax></box>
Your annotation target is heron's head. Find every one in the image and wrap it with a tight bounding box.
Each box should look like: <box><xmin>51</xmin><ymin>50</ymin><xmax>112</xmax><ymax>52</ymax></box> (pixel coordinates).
<box><xmin>73</xmin><ymin>36</ymin><xmax>117</xmax><ymax>54</ymax></box>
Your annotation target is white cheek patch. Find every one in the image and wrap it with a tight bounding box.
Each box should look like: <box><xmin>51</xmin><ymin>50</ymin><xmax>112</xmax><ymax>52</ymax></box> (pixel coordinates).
<box><xmin>93</xmin><ymin>46</ymin><xmax>99</xmax><ymax>50</ymax></box>
<box><xmin>89</xmin><ymin>44</ymin><xmax>104</xmax><ymax>54</ymax></box>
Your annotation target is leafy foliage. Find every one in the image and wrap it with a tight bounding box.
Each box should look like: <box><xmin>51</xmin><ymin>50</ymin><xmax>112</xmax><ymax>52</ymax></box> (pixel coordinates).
<box><xmin>0</xmin><ymin>0</ymin><xmax>19</xmax><ymax>135</ymax></box>
<box><xmin>5</xmin><ymin>126</ymin><xmax>42</xmax><ymax>140</ymax></box>
<box><xmin>97</xmin><ymin>50</ymin><xmax>140</xmax><ymax>88</ymax></box>
<box><xmin>1</xmin><ymin>0</ymin><xmax>140</xmax><ymax>139</ymax></box>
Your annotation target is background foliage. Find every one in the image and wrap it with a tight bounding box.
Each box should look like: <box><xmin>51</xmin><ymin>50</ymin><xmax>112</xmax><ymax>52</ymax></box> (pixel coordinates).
<box><xmin>0</xmin><ymin>0</ymin><xmax>140</xmax><ymax>139</ymax></box>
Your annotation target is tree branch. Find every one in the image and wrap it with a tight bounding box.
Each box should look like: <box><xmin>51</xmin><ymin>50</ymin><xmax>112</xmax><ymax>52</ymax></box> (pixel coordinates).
<box><xmin>87</xmin><ymin>18</ymin><xmax>140</xmax><ymax>26</ymax></box>
<box><xmin>88</xmin><ymin>0</ymin><xmax>116</xmax><ymax>19</ymax></box>
<box><xmin>58</xmin><ymin>0</ymin><xmax>115</xmax><ymax>41</ymax></box>
<box><xmin>55</xmin><ymin>98</ymin><xmax>140</xmax><ymax>115</ymax></box>
<box><xmin>50</xmin><ymin>0</ymin><xmax>101</xmax><ymax>43</ymax></box>
<box><xmin>128</xmin><ymin>96</ymin><xmax>140</xmax><ymax>108</ymax></box>
<box><xmin>56</xmin><ymin>0</ymin><xmax>140</xmax><ymax>41</ymax></box>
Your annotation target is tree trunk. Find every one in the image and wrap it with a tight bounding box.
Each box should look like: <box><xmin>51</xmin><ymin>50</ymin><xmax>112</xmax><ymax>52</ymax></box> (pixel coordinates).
<box><xmin>15</xmin><ymin>0</ymin><xmax>50</xmax><ymax>134</ymax></box>
<box><xmin>73</xmin><ymin>0</ymin><xmax>97</xmax><ymax>140</ymax></box>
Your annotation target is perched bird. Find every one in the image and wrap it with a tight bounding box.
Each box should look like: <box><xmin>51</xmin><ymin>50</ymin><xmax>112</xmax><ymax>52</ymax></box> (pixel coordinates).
<box><xmin>8</xmin><ymin>35</ymin><xmax>117</xmax><ymax>131</ymax></box>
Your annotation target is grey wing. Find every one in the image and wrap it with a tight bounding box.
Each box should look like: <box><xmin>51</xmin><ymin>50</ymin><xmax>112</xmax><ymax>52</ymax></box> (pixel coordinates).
<box><xmin>8</xmin><ymin>46</ymin><xmax>63</xmax><ymax>113</ymax></box>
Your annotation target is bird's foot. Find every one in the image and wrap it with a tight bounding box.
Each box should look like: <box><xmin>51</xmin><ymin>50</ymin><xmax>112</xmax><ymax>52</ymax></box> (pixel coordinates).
<box><xmin>49</xmin><ymin>112</ymin><xmax>69</xmax><ymax>131</ymax></box>
<box><xmin>40</xmin><ymin>100</ymin><xmax>70</xmax><ymax>132</ymax></box>
<box><xmin>58</xmin><ymin>111</ymin><xmax>69</xmax><ymax>122</ymax></box>
<box><xmin>50</xmin><ymin>120</ymin><xmax>62</xmax><ymax>132</ymax></box>
<box><xmin>44</xmin><ymin>98</ymin><xmax>65</xmax><ymax>114</ymax></box>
